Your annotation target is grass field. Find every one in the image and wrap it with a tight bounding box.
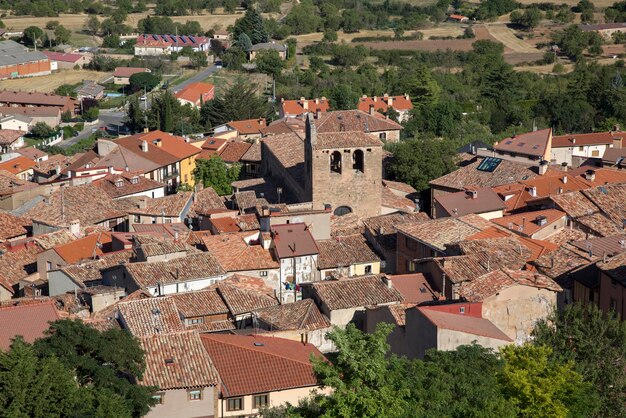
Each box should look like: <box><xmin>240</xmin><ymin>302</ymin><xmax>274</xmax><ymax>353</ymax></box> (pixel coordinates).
<box><xmin>485</xmin><ymin>24</ymin><xmax>539</xmax><ymax>53</ymax></box>
<box><xmin>0</xmin><ymin>70</ymin><xmax>109</xmax><ymax>93</ymax></box>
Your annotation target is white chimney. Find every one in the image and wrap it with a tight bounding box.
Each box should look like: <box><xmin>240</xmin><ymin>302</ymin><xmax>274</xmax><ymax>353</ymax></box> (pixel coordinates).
<box><xmin>69</xmin><ymin>219</ymin><xmax>80</xmax><ymax>237</ymax></box>
<box><xmin>108</xmin><ymin>165</ymin><xmax>114</xmax><ymax>174</ymax></box>
<box><xmin>300</xmin><ymin>98</ymin><xmax>308</xmax><ymax>110</ymax></box>
<box><xmin>529</xmin><ymin>186</ymin><xmax>537</xmax><ymax>197</ymax></box>
<box><xmin>141</xmin><ymin>140</ymin><xmax>148</xmax><ymax>152</ymax></box>
<box><xmin>562</xmin><ymin>176</ymin><xmax>568</xmax><ymax>184</ymax></box>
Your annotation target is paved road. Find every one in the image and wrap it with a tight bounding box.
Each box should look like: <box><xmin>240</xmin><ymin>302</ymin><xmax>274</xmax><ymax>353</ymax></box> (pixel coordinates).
<box><xmin>171</xmin><ymin>64</ymin><xmax>221</xmax><ymax>93</ymax></box>
<box><xmin>60</xmin><ymin>109</ymin><xmax>127</xmax><ymax>148</ymax></box>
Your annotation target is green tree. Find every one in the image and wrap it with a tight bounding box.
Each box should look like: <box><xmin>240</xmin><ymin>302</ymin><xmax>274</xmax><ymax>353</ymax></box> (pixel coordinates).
<box><xmin>511</xmin><ymin>7</ymin><xmax>542</xmax><ymax>30</ymax></box>
<box><xmin>255</xmin><ymin>49</ymin><xmax>284</xmax><ymax>78</ymax></box>
<box><xmin>385</xmin><ymin>137</ymin><xmax>457</xmax><ymax>191</ymax></box>
<box><xmin>46</xmin><ymin>20</ymin><xmax>60</xmax><ymax>29</ymax></box>
<box><xmin>54</xmin><ymin>25</ymin><xmax>71</xmax><ymax>45</ymax></box>
<box><xmin>499</xmin><ymin>344</ymin><xmax>597</xmax><ymax>418</ymax></box>
<box><xmin>312</xmin><ymin>323</ymin><xmax>410</xmax><ymax>418</ymax></box>
<box><xmin>23</xmin><ymin>26</ymin><xmax>44</xmax><ymax>47</ymax></box>
<box><xmin>34</xmin><ymin>319</ymin><xmax>155</xmax><ymax>417</ymax></box>
<box><xmin>232</xmin><ymin>8</ymin><xmax>269</xmax><ymax>45</ymax></box>
<box><xmin>222</xmin><ymin>47</ymin><xmax>247</xmax><ymax>70</ymax></box>
<box><xmin>0</xmin><ymin>337</ymin><xmax>82</xmax><ymax>417</ymax></box>
<box><xmin>327</xmin><ymin>84</ymin><xmax>359</xmax><ymax>110</ymax></box>
<box><xmin>322</xmin><ymin>29</ymin><xmax>338</xmax><ymax>42</ymax></box>
<box><xmin>129</xmin><ymin>72</ymin><xmax>161</xmax><ymax>93</ymax></box>
<box><xmin>54</xmin><ymin>83</ymin><xmax>77</xmax><ymax>98</ymax></box>
<box><xmin>125</xmin><ymin>95</ymin><xmax>144</xmax><ymax>133</ymax></box>
<box><xmin>190</xmin><ymin>52</ymin><xmax>208</xmax><ymax>69</ymax></box>
<box><xmin>30</xmin><ymin>122</ymin><xmax>56</xmax><ymax>138</ymax></box>
<box><xmin>193</xmin><ymin>156</ymin><xmax>241</xmax><ymax>195</ymax></box>
<box><xmin>200</xmin><ymin>77</ymin><xmax>269</xmax><ymax>126</ymax></box>
<box><xmin>84</xmin><ymin>106</ymin><xmax>100</xmax><ymax>121</ymax></box>
<box><xmin>284</xmin><ymin>0</ymin><xmax>322</xmax><ymax>35</ymax></box>
<box><xmin>533</xmin><ymin>303</ymin><xmax>626</xmax><ymax>417</ymax></box>
<box><xmin>236</xmin><ymin>32</ymin><xmax>253</xmax><ymax>51</ymax></box>
<box><xmin>86</xmin><ymin>15</ymin><xmax>100</xmax><ymax>35</ymax></box>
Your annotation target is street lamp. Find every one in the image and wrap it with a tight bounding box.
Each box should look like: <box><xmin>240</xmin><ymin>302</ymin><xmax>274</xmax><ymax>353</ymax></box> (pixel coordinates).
<box><xmin>277</xmin><ymin>187</ymin><xmax>282</xmax><ymax>204</ymax></box>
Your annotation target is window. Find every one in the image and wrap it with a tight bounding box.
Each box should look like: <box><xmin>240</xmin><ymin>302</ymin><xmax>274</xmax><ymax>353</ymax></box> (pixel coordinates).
<box><xmin>253</xmin><ymin>394</ymin><xmax>269</xmax><ymax>409</ymax></box>
<box><xmin>579</xmin><ymin>146</ymin><xmax>584</xmax><ymax>151</ymax></box>
<box><xmin>260</xmin><ymin>270</ymin><xmax>268</xmax><ymax>277</ymax></box>
<box><xmin>130</xmin><ymin>176</ymin><xmax>139</xmax><ymax>184</ymax></box>
<box><xmin>406</xmin><ymin>260</ymin><xmax>417</xmax><ymax>273</ymax></box>
<box><xmin>227</xmin><ymin>397</ymin><xmax>244</xmax><ymax>411</ymax></box>
<box><xmin>352</xmin><ymin>150</ymin><xmax>364</xmax><ymax>173</ymax></box>
<box><xmin>459</xmin><ymin>307</ymin><xmax>465</xmax><ymax>314</ymax></box>
<box><xmin>334</xmin><ymin>206</ymin><xmax>352</xmax><ymax>216</ymax></box>
<box><xmin>610</xmin><ymin>298</ymin><xmax>617</xmax><ymax>311</ymax></box>
<box><xmin>379</xmin><ymin>132</ymin><xmax>386</xmax><ymax>140</ymax></box>
<box><xmin>189</xmin><ymin>318</ymin><xmax>203</xmax><ymax>325</ymax></box>
<box><xmin>152</xmin><ymin>216</ymin><xmax>157</xmax><ymax>224</ymax></box>
<box><xmin>330</xmin><ymin>151</ymin><xmax>342</xmax><ymax>174</ymax></box>
<box><xmin>152</xmin><ymin>393</ymin><xmax>164</xmax><ymax>404</ymax></box>
<box><xmin>364</xmin><ymin>265</ymin><xmax>372</xmax><ymax>274</ymax></box>
<box><xmin>188</xmin><ymin>390</ymin><xmax>202</xmax><ymax>401</ymax></box>
<box><xmin>115</xmin><ymin>179</ymin><xmax>124</xmax><ymax>188</ymax></box>
<box><xmin>134</xmin><ymin>215</ymin><xmax>140</xmax><ymax>223</ymax></box>
<box><xmin>46</xmin><ymin>261</ymin><xmax>52</xmax><ymax>271</ymax></box>
<box><xmin>592</xmin><ymin>150</ymin><xmax>600</xmax><ymax>157</ymax></box>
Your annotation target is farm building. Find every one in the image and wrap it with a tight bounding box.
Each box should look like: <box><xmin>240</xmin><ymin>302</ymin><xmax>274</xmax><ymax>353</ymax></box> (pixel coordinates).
<box><xmin>42</xmin><ymin>51</ymin><xmax>91</xmax><ymax>70</ymax></box>
<box><xmin>134</xmin><ymin>34</ymin><xmax>210</xmax><ymax>56</ymax></box>
<box><xmin>0</xmin><ymin>40</ymin><xmax>51</xmax><ymax>80</ymax></box>
<box><xmin>579</xmin><ymin>23</ymin><xmax>626</xmax><ymax>39</ymax></box>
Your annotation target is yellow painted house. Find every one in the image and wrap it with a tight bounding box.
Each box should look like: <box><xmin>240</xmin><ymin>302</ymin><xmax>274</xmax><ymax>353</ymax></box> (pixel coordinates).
<box><xmin>316</xmin><ymin>234</ymin><xmax>382</xmax><ymax>279</ymax></box>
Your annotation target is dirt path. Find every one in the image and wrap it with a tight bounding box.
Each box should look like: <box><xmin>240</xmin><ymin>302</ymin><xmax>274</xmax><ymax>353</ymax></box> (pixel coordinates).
<box><xmin>485</xmin><ymin>24</ymin><xmax>539</xmax><ymax>53</ymax></box>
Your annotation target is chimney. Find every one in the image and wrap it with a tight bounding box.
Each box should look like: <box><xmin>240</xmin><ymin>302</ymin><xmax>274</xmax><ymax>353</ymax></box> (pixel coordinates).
<box><xmin>373</xmin><ymin>96</ymin><xmax>377</xmax><ymax>102</ymax></box>
<box><xmin>300</xmin><ymin>97</ymin><xmax>308</xmax><ymax>110</ymax></box>
<box><xmin>571</xmin><ymin>138</ymin><xmax>576</xmax><ymax>144</ymax></box>
<box><xmin>369</xmin><ymin>104</ymin><xmax>375</xmax><ymax>115</ymax></box>
<box><xmin>108</xmin><ymin>165</ymin><xmax>114</xmax><ymax>174</ymax></box>
<box><xmin>258</xmin><ymin>118</ymin><xmax>265</xmax><ymax>127</ymax></box>
<box><xmin>613</xmin><ymin>123</ymin><xmax>620</xmax><ymax>132</ymax></box>
<box><xmin>141</xmin><ymin>140</ymin><xmax>148</xmax><ymax>152</ymax></box>
<box><xmin>138</xmin><ymin>197</ymin><xmax>148</xmax><ymax>209</ymax></box>
<box><xmin>613</xmin><ymin>136</ymin><xmax>623</xmax><ymax>149</ymax></box>
<box><xmin>381</xmin><ymin>275</ymin><xmax>393</xmax><ymax>288</ymax></box>
<box><xmin>585</xmin><ymin>169</ymin><xmax>596</xmax><ymax>182</ymax></box>
<box><xmin>466</xmin><ymin>189</ymin><xmax>478</xmax><ymax>199</ymax></box>
<box><xmin>404</xmin><ymin>93</ymin><xmax>409</xmax><ymax>101</ymax></box>
<box><xmin>385</xmin><ymin>94</ymin><xmax>392</xmax><ymax>106</ymax></box>
<box><xmin>536</xmin><ymin>215</ymin><xmax>547</xmax><ymax>226</ymax></box>
<box><xmin>315</xmin><ymin>109</ymin><xmax>321</xmax><ymax>119</ymax></box>
<box><xmin>562</xmin><ymin>176</ymin><xmax>568</xmax><ymax>184</ymax></box>
<box><xmin>314</xmin><ymin>98</ymin><xmax>319</xmax><ymax>104</ymax></box>
<box><xmin>261</xmin><ymin>233</ymin><xmax>271</xmax><ymax>249</ymax></box>
<box><xmin>529</xmin><ymin>186</ymin><xmax>537</xmax><ymax>197</ymax></box>
<box><xmin>153</xmin><ymin>139</ymin><xmax>162</xmax><ymax>147</ymax></box>
<box><xmin>69</xmin><ymin>219</ymin><xmax>80</xmax><ymax>237</ymax></box>
<box><xmin>143</xmin><ymin>127</ymin><xmax>149</xmax><ymax>133</ymax></box>
<box><xmin>538</xmin><ymin>160</ymin><xmax>548</xmax><ymax>175</ymax></box>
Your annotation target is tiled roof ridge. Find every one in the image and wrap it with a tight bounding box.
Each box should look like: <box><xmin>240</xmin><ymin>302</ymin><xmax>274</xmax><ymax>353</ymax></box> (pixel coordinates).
<box><xmin>0</xmin><ymin>299</ymin><xmax>56</xmax><ymax>312</ymax></box>
<box><xmin>202</xmin><ymin>334</ymin><xmax>316</xmax><ymax>367</ymax></box>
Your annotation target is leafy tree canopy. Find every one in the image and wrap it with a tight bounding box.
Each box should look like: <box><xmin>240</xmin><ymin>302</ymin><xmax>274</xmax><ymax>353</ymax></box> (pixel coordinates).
<box><xmin>193</xmin><ymin>156</ymin><xmax>241</xmax><ymax>195</ymax></box>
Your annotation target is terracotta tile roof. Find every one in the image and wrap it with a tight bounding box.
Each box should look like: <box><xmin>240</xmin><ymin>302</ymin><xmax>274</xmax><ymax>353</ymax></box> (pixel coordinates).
<box><xmin>389</xmin><ymin>273</ymin><xmax>439</xmax><ymax>304</ymax></box>
<box><xmin>543</xmin><ymin>228</ymin><xmax>587</xmax><ymax>246</ymax></box>
<box><xmin>551</xmin><ymin>190</ymin><xmax>598</xmax><ymax>218</ymax></box>
<box><xmin>139</xmin><ymin>331</ymin><xmax>219</xmax><ymax>390</ymax></box>
<box><xmin>261</xmin><ymin>132</ymin><xmax>305</xmax><ymax>182</ymax></box>
<box><xmin>313</xmin><ymin>131</ymin><xmax>383</xmax><ymax>149</ymax></box>
<box><xmin>190</xmin><ymin>187</ymin><xmax>226</xmax><ymax>216</ymax></box>
<box><xmin>602</xmin><ymin>147</ymin><xmax>626</xmax><ymax>165</ymax></box>
<box><xmin>398</xmin><ymin>214</ymin><xmax>491</xmax><ymax>252</ymax></box>
<box><xmin>0</xmin><ymin>106</ymin><xmax>61</xmax><ymax>118</ymax></box>
<box><xmin>32</xmin><ymin>230</ymin><xmax>76</xmax><ymax>250</ymax></box>
<box><xmin>0</xmin><ymin>300</ymin><xmax>59</xmax><ymax>350</ymax></box>
<box><xmin>0</xmin><ymin>242</ymin><xmax>42</xmax><ymax>290</ymax></box>
<box><xmin>308</xmin><ymin>275</ymin><xmax>402</xmax><ymax>310</ymax></box>
<box><xmin>53</xmin><ymin>231</ymin><xmax>112</xmax><ymax>264</ymax></box>
<box><xmin>493</xmin><ymin>128</ymin><xmax>551</xmax><ymax>157</ymax></box>
<box><xmin>254</xmin><ymin>298</ymin><xmax>330</xmax><ymax>331</ymax></box>
<box><xmin>597</xmin><ymin>252</ymin><xmax>626</xmax><ymax>285</ymax></box>
<box><xmin>25</xmin><ymin>184</ymin><xmax>130</xmax><ymax>228</ymax></box>
<box><xmin>0</xmin><ymin>129</ymin><xmax>25</xmax><ymax>145</ymax></box>
<box><xmin>207</xmin><ymin>214</ymin><xmax>260</xmax><ymax>233</ymax></box>
<box><xmin>118</xmin><ymin>297</ymin><xmax>185</xmax><ymax>337</ymax></box>
<box><xmin>240</xmin><ymin>141</ymin><xmax>261</xmax><ymax>162</ymax></box>
<box><xmin>552</xmin><ymin>131</ymin><xmax>615</xmax><ymax>147</ymax></box>
<box><xmin>316</xmin><ymin>234</ymin><xmax>380</xmax><ymax>269</ymax></box>
<box><xmin>0</xmin><ymin>156</ymin><xmax>36</xmax><ymax>174</ymax></box>
<box><xmin>571</xmin><ymin>234</ymin><xmax>626</xmax><ymax>258</ymax></box>
<box><xmin>491</xmin><ymin>209</ymin><xmax>566</xmax><ymax>237</ymax></box>
<box><xmin>581</xmin><ymin>183</ymin><xmax>626</xmax><ymax>226</ymax></box>
<box><xmin>435</xmin><ymin>187</ymin><xmax>506</xmax><ymax>217</ymax></box>
<box><xmin>213</xmin><ymin>281</ymin><xmax>278</xmax><ymax>315</ymax></box>
<box><xmin>573</xmin><ymin>167</ymin><xmax>626</xmax><ymax>186</ymax></box>
<box><xmin>17</xmin><ymin>147</ymin><xmax>47</xmax><ymax>161</ymax></box>
<box><xmin>0</xmin><ymin>211</ymin><xmax>29</xmax><ymax>241</ymax></box>
<box><xmin>418</xmin><ymin>306</ymin><xmax>512</xmax><ymax>341</ymax></box>
<box><xmin>130</xmin><ymin>192</ymin><xmax>193</xmax><ymax>217</ymax></box>
<box><xmin>363</xmin><ymin>212</ymin><xmax>430</xmax><ymax>252</ymax></box>
<box><xmin>382</xmin><ymin>179</ymin><xmax>417</xmax><ymax>194</ymax></box>
<box><xmin>234</xmin><ymin>190</ymin><xmax>257</xmax><ymax>211</ymax></box>
<box><xmin>131</xmin><ymin>222</ymin><xmax>192</xmax><ymax>240</ymax></box>
<box><xmin>200</xmin><ymin>334</ymin><xmax>324</xmax><ymax>397</ymax></box>
<box><xmin>0</xmin><ymin>90</ymin><xmax>73</xmax><ymax>108</ymax></box>
<box><xmin>576</xmin><ymin>212</ymin><xmax>623</xmax><ymax>237</ymax></box>
<box><xmin>135</xmin><ymin>236</ymin><xmax>197</xmax><ymax>258</ymax></box>
<box><xmin>430</xmin><ymin>157</ymin><xmax>537</xmax><ymax>191</ymax></box>
<box><xmin>174</xmin><ymin>82</ymin><xmax>214</xmax><ymax>105</ymax></box>
<box><xmin>532</xmin><ymin>243</ymin><xmax>597</xmax><ymax>279</ymax></box>
<box><xmin>271</xmin><ymin>223</ymin><xmax>319</xmax><ymax>258</ymax></box>
<box><xmin>93</xmin><ymin>173</ymin><xmax>164</xmax><ymax>199</ymax></box>
<box><xmin>227</xmin><ymin>118</ymin><xmax>266</xmax><ymax>135</ymax></box>
<box><xmin>59</xmin><ymin>250</ymin><xmax>133</xmax><ymax>286</ymax></box>
<box><xmin>186</xmin><ymin>319</ymin><xmax>236</xmax><ymax>333</ymax></box>
<box><xmin>382</xmin><ymin>184</ymin><xmax>418</xmax><ymax>212</ymax></box>
<box><xmin>216</xmin><ymin>141</ymin><xmax>252</xmax><ymax>163</ymax></box>
<box><xmin>314</xmin><ymin>110</ymin><xmax>402</xmax><ymax>133</ymax></box>
<box><xmin>0</xmin><ymin>169</ymin><xmax>32</xmax><ymax>196</ymax></box>
<box><xmin>201</xmin><ymin>137</ymin><xmax>227</xmax><ymax>152</ymax></box>
<box><xmin>113</xmin><ymin>136</ymin><xmax>177</xmax><ymax>167</ymax></box>
<box><xmin>330</xmin><ymin>213</ymin><xmax>365</xmax><ymax>237</ymax></box>
<box><xmin>122</xmin><ymin>252</ymin><xmax>226</xmax><ymax>288</ymax></box>
<box><xmin>260</xmin><ymin>118</ymin><xmax>305</xmax><ymax>136</ymax></box>
<box><xmin>202</xmin><ymin>231</ymin><xmax>278</xmax><ymax>272</ymax></box>
<box><xmin>134</xmin><ymin>130</ymin><xmax>200</xmax><ymax>160</ymax></box>
<box><xmin>458</xmin><ymin>268</ymin><xmax>562</xmax><ymax>302</ymax></box>
<box><xmin>280</xmin><ymin>98</ymin><xmax>330</xmax><ymax>116</ymax></box>
<box><xmin>168</xmin><ymin>289</ymin><xmax>229</xmax><ymax>318</ymax></box>
<box><xmin>112</xmin><ymin>67</ymin><xmax>149</xmax><ymax>77</ymax></box>
<box><xmin>358</xmin><ymin>94</ymin><xmax>412</xmax><ymax>113</ymax></box>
